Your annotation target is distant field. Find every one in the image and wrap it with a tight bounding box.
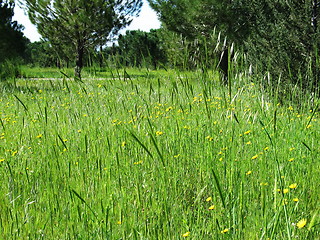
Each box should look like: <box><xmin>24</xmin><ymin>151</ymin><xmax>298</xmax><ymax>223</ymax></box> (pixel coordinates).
<box><xmin>0</xmin><ymin>68</ymin><xmax>319</xmax><ymax>239</ymax></box>
<box><xmin>19</xmin><ymin>66</ymin><xmax>176</xmax><ymax>79</ymax></box>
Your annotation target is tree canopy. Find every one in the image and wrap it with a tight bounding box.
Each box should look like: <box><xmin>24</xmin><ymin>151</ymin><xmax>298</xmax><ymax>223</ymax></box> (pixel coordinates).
<box><xmin>149</xmin><ymin>0</ymin><xmax>320</xmax><ymax>90</ymax></box>
<box><xmin>116</xmin><ymin>29</ymin><xmax>166</xmax><ymax>68</ymax></box>
<box><xmin>0</xmin><ymin>0</ymin><xmax>29</xmax><ymax>63</ymax></box>
<box><xmin>21</xmin><ymin>0</ymin><xmax>143</xmax><ymax>78</ymax></box>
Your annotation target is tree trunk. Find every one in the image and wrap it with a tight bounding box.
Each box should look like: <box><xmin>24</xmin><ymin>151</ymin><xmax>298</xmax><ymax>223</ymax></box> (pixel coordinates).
<box><xmin>75</xmin><ymin>42</ymin><xmax>84</xmax><ymax>79</ymax></box>
<box><xmin>218</xmin><ymin>47</ymin><xmax>229</xmax><ymax>85</ymax></box>
<box><xmin>99</xmin><ymin>45</ymin><xmax>103</xmax><ymax>68</ymax></box>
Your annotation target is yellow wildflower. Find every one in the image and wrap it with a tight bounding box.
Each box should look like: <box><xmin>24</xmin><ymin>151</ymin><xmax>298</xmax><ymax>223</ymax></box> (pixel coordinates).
<box><xmin>289</xmin><ymin>183</ymin><xmax>297</xmax><ymax>189</ymax></box>
<box><xmin>283</xmin><ymin>189</ymin><xmax>289</xmax><ymax>194</ymax></box>
<box><xmin>282</xmin><ymin>199</ymin><xmax>288</xmax><ymax>205</ymax></box>
<box><xmin>206</xmin><ymin>197</ymin><xmax>212</xmax><ymax>202</ymax></box>
<box><xmin>208</xmin><ymin>205</ymin><xmax>215</xmax><ymax>210</ymax></box>
<box><xmin>221</xmin><ymin>229</ymin><xmax>229</xmax><ymax>233</ymax></box>
<box><xmin>246</xmin><ymin>171</ymin><xmax>252</xmax><ymax>176</ymax></box>
<box><xmin>244</xmin><ymin>130</ymin><xmax>251</xmax><ymax>135</ymax></box>
<box><xmin>182</xmin><ymin>232</ymin><xmax>190</xmax><ymax>237</ymax></box>
<box><xmin>156</xmin><ymin>131</ymin><xmax>163</xmax><ymax>136</ymax></box>
<box><xmin>205</xmin><ymin>135</ymin><xmax>213</xmax><ymax>141</ymax></box>
<box><xmin>251</xmin><ymin>155</ymin><xmax>258</xmax><ymax>160</ymax></box>
<box><xmin>293</xmin><ymin>198</ymin><xmax>299</xmax><ymax>202</ymax></box>
<box><xmin>296</xmin><ymin>219</ymin><xmax>307</xmax><ymax>229</ymax></box>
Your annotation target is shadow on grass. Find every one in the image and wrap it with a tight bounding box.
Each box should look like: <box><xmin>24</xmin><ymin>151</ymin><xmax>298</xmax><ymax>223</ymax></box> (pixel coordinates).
<box><xmin>0</xmin><ymin>79</ymin><xmax>66</xmax><ymax>94</ymax></box>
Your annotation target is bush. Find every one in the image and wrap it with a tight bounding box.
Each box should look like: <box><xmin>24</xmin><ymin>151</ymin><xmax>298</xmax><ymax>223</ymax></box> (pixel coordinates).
<box><xmin>0</xmin><ymin>59</ymin><xmax>21</xmax><ymax>81</ymax></box>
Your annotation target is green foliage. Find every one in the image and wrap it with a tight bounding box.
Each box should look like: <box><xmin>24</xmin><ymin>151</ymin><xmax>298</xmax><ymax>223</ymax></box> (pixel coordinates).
<box><xmin>0</xmin><ymin>0</ymin><xmax>28</xmax><ymax>81</ymax></box>
<box><xmin>22</xmin><ymin>0</ymin><xmax>143</xmax><ymax>78</ymax></box>
<box><xmin>243</xmin><ymin>1</ymin><xmax>319</xmax><ymax>92</ymax></box>
<box><xmin>148</xmin><ymin>0</ymin><xmax>320</xmax><ymax>93</ymax></box>
<box><xmin>115</xmin><ymin>29</ymin><xmax>166</xmax><ymax>68</ymax></box>
<box><xmin>24</xmin><ymin>41</ymin><xmax>60</xmax><ymax>67</ymax></box>
<box><xmin>0</xmin><ymin>59</ymin><xmax>21</xmax><ymax>81</ymax></box>
<box><xmin>157</xmin><ymin>28</ymin><xmax>222</xmax><ymax>70</ymax></box>
<box><xmin>0</xmin><ymin>0</ymin><xmax>29</xmax><ymax>63</ymax></box>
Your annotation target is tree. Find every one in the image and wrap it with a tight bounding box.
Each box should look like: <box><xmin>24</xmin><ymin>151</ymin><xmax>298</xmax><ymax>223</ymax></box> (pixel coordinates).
<box><xmin>149</xmin><ymin>0</ymin><xmax>320</xmax><ymax>91</ymax></box>
<box><xmin>117</xmin><ymin>29</ymin><xmax>166</xmax><ymax>68</ymax></box>
<box><xmin>25</xmin><ymin>40</ymin><xmax>64</xmax><ymax>67</ymax></box>
<box><xmin>148</xmin><ymin>0</ymin><xmax>236</xmax><ymax>41</ymax></box>
<box><xmin>21</xmin><ymin>0</ymin><xmax>142</xmax><ymax>78</ymax></box>
<box><xmin>0</xmin><ymin>0</ymin><xmax>29</xmax><ymax>63</ymax></box>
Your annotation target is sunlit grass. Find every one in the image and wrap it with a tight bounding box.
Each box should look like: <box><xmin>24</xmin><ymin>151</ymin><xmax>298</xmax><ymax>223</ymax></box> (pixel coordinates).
<box><xmin>0</xmin><ymin>68</ymin><xmax>319</xmax><ymax>239</ymax></box>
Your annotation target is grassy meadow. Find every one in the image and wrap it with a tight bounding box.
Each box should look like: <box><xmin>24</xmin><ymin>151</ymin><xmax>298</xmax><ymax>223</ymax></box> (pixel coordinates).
<box><xmin>0</xmin><ymin>67</ymin><xmax>319</xmax><ymax>239</ymax></box>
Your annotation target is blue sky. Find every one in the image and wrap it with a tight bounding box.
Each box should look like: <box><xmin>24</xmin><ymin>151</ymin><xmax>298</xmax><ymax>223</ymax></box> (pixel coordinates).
<box><xmin>13</xmin><ymin>0</ymin><xmax>161</xmax><ymax>42</ymax></box>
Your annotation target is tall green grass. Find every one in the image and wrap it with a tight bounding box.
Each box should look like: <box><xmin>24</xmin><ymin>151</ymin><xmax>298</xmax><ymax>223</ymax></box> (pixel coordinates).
<box><xmin>0</xmin><ymin>68</ymin><xmax>319</xmax><ymax>239</ymax></box>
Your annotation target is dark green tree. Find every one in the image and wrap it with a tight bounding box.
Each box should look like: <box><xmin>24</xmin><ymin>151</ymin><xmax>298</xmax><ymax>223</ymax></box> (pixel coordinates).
<box><xmin>117</xmin><ymin>29</ymin><xmax>166</xmax><ymax>68</ymax></box>
<box><xmin>149</xmin><ymin>0</ymin><xmax>320</xmax><ymax>91</ymax></box>
<box><xmin>22</xmin><ymin>0</ymin><xmax>143</xmax><ymax>78</ymax></box>
<box><xmin>0</xmin><ymin>0</ymin><xmax>29</xmax><ymax>63</ymax></box>
<box><xmin>25</xmin><ymin>40</ymin><xmax>65</xmax><ymax>67</ymax></box>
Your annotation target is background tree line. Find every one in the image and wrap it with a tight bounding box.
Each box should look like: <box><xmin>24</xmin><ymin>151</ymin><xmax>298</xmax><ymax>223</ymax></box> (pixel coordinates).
<box><xmin>1</xmin><ymin>0</ymin><xmax>320</xmax><ymax>94</ymax></box>
<box><xmin>148</xmin><ymin>0</ymin><xmax>320</xmax><ymax>92</ymax></box>
<box><xmin>0</xmin><ymin>0</ymin><xmax>29</xmax><ymax>79</ymax></box>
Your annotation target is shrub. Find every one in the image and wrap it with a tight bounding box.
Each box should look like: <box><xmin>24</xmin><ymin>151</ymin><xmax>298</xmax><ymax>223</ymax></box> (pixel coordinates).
<box><xmin>0</xmin><ymin>59</ymin><xmax>21</xmax><ymax>81</ymax></box>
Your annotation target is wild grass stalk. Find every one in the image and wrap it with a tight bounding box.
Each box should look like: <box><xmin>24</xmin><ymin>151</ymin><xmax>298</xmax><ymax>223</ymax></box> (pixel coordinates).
<box><xmin>0</xmin><ymin>62</ymin><xmax>319</xmax><ymax>239</ymax></box>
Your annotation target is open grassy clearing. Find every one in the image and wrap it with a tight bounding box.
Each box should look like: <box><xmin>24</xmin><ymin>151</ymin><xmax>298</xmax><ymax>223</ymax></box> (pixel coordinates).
<box><xmin>0</xmin><ymin>68</ymin><xmax>319</xmax><ymax>239</ymax></box>
<box><xmin>19</xmin><ymin>66</ymin><xmax>184</xmax><ymax>80</ymax></box>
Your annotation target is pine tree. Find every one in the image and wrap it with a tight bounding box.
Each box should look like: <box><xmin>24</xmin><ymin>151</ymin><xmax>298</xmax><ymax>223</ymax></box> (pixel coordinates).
<box><xmin>22</xmin><ymin>0</ymin><xmax>142</xmax><ymax>78</ymax></box>
<box><xmin>149</xmin><ymin>0</ymin><xmax>320</xmax><ymax>91</ymax></box>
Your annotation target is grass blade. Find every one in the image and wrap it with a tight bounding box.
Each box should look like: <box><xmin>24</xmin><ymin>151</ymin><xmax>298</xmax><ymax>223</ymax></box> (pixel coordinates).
<box><xmin>14</xmin><ymin>94</ymin><xmax>28</xmax><ymax>112</ymax></box>
<box><xmin>70</xmin><ymin>189</ymin><xmax>98</xmax><ymax>219</ymax></box>
<box><xmin>306</xmin><ymin>103</ymin><xmax>318</xmax><ymax>127</ymax></box>
<box><xmin>211</xmin><ymin>168</ymin><xmax>226</xmax><ymax>208</ymax></box>
<box><xmin>0</xmin><ymin>117</ymin><xmax>5</xmax><ymax>131</ymax></box>
<box><xmin>149</xmin><ymin>133</ymin><xmax>165</xmax><ymax>167</ymax></box>
<box><xmin>130</xmin><ymin>131</ymin><xmax>154</xmax><ymax>159</ymax></box>
<box><xmin>302</xmin><ymin>141</ymin><xmax>312</xmax><ymax>152</ymax></box>
<box><xmin>57</xmin><ymin>134</ymin><xmax>68</xmax><ymax>150</ymax></box>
